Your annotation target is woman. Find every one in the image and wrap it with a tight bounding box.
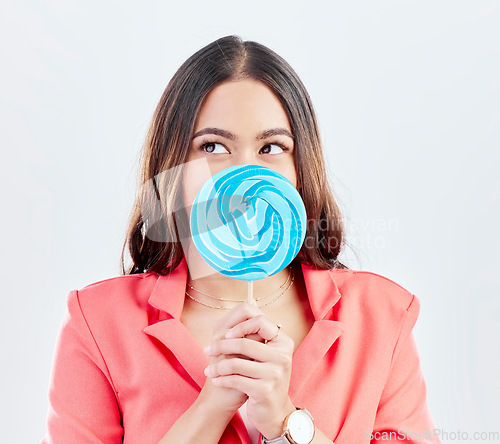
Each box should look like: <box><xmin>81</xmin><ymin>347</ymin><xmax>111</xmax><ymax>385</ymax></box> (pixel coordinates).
<box><xmin>43</xmin><ymin>36</ymin><xmax>440</xmax><ymax>443</ymax></box>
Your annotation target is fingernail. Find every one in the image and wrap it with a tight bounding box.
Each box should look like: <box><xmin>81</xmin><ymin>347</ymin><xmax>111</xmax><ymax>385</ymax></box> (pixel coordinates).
<box><xmin>204</xmin><ymin>366</ymin><xmax>212</xmax><ymax>377</ymax></box>
<box><xmin>225</xmin><ymin>329</ymin><xmax>234</xmax><ymax>339</ymax></box>
<box><xmin>203</xmin><ymin>345</ymin><xmax>211</xmax><ymax>355</ymax></box>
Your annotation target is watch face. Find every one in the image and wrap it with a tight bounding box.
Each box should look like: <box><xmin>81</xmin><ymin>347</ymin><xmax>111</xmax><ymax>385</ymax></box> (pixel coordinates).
<box><xmin>288</xmin><ymin>410</ymin><xmax>315</xmax><ymax>444</ymax></box>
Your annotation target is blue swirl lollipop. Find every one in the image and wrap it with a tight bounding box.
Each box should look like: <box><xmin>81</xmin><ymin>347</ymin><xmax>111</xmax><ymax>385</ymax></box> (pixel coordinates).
<box><xmin>190</xmin><ymin>165</ymin><xmax>307</xmax><ymax>291</ymax></box>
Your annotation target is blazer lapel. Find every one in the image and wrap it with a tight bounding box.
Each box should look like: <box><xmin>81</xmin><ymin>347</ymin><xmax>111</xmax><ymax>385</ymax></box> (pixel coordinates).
<box><xmin>142</xmin><ymin>257</ymin><xmax>252</xmax><ymax>443</ymax></box>
<box><xmin>290</xmin><ymin>263</ymin><xmax>344</xmax><ymax>398</ymax></box>
<box><xmin>143</xmin><ymin>257</ymin><xmax>208</xmax><ymax>389</ymax></box>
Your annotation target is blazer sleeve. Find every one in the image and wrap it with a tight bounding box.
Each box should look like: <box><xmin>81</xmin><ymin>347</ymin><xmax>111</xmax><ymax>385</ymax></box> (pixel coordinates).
<box><xmin>42</xmin><ymin>290</ymin><xmax>123</xmax><ymax>443</ymax></box>
<box><xmin>370</xmin><ymin>295</ymin><xmax>441</xmax><ymax>444</ymax></box>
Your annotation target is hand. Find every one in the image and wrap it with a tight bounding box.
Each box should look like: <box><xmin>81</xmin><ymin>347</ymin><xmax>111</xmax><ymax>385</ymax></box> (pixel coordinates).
<box><xmin>203</xmin><ymin>303</ymin><xmax>296</xmax><ymax>439</ymax></box>
<box><xmin>197</xmin><ymin>320</ymin><xmax>249</xmax><ymax>416</ymax></box>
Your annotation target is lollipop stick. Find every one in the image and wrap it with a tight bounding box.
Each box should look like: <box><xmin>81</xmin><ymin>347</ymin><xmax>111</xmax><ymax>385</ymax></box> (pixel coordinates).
<box><xmin>247</xmin><ymin>280</ymin><xmax>255</xmax><ymax>306</ymax></box>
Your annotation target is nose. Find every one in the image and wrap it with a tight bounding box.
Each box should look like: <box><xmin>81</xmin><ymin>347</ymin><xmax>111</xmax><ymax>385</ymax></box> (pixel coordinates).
<box><xmin>232</xmin><ymin>145</ymin><xmax>262</xmax><ymax>167</ymax></box>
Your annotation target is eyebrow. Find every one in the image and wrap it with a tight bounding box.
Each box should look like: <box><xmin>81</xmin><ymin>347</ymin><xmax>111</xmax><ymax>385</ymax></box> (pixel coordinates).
<box><xmin>257</xmin><ymin>128</ymin><xmax>294</xmax><ymax>140</ymax></box>
<box><xmin>192</xmin><ymin>127</ymin><xmax>294</xmax><ymax>141</ymax></box>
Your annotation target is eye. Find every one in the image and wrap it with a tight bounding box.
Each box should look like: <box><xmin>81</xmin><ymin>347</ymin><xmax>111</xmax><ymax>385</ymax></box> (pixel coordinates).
<box><xmin>260</xmin><ymin>144</ymin><xmax>287</xmax><ymax>155</ymax></box>
<box><xmin>200</xmin><ymin>142</ymin><xmax>228</xmax><ymax>154</ymax></box>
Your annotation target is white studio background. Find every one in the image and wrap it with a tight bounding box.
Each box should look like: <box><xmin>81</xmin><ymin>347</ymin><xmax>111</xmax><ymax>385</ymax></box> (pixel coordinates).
<box><xmin>1</xmin><ymin>1</ymin><xmax>498</xmax><ymax>443</ymax></box>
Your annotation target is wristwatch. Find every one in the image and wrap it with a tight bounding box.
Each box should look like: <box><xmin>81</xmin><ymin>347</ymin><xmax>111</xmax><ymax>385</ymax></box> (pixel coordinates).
<box><xmin>261</xmin><ymin>408</ymin><xmax>315</xmax><ymax>444</ymax></box>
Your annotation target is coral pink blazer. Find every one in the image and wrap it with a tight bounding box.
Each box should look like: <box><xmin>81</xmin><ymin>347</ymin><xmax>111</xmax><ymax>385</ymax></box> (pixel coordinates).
<box><xmin>42</xmin><ymin>257</ymin><xmax>439</xmax><ymax>443</ymax></box>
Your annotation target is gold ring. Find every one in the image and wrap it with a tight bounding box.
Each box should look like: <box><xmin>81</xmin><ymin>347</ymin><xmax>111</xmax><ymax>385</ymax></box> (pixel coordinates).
<box><xmin>265</xmin><ymin>323</ymin><xmax>282</xmax><ymax>344</ymax></box>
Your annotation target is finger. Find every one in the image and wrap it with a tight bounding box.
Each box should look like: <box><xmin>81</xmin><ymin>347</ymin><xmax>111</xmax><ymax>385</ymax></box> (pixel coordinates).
<box><xmin>242</xmin><ymin>333</ymin><xmax>262</xmax><ymax>342</ymax></box>
<box><xmin>205</xmin><ymin>357</ymin><xmax>274</xmax><ymax>380</ymax></box>
<box><xmin>205</xmin><ymin>338</ymin><xmax>293</xmax><ymax>364</ymax></box>
<box><xmin>224</xmin><ymin>316</ymin><xmax>282</xmax><ymax>343</ymax></box>
<box><xmin>213</xmin><ymin>303</ymin><xmax>263</xmax><ymax>336</ymax></box>
<box><xmin>210</xmin><ymin>374</ymin><xmax>273</xmax><ymax>401</ymax></box>
<box><xmin>205</xmin><ymin>337</ymin><xmax>268</xmax><ymax>361</ymax></box>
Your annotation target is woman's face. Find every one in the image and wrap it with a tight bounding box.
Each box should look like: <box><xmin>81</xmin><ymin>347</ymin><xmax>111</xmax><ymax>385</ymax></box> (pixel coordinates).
<box><xmin>182</xmin><ymin>78</ymin><xmax>297</xmax><ymax>210</ymax></box>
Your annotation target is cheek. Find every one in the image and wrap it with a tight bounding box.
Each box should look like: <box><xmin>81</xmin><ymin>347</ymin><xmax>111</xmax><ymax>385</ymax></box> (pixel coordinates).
<box><xmin>278</xmin><ymin>161</ymin><xmax>298</xmax><ymax>189</ymax></box>
<box><xmin>181</xmin><ymin>178</ymin><xmax>195</xmax><ymax>214</ymax></box>
<box><xmin>181</xmin><ymin>158</ymin><xmax>213</xmax><ymax>210</ymax></box>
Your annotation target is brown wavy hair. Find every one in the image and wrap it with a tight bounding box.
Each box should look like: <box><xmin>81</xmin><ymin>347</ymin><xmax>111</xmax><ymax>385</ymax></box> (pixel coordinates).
<box><xmin>121</xmin><ymin>35</ymin><xmax>347</xmax><ymax>275</ymax></box>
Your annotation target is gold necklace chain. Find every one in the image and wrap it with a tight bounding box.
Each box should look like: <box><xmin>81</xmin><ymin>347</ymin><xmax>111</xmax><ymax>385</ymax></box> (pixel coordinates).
<box><xmin>185</xmin><ymin>268</ymin><xmax>295</xmax><ymax>310</ymax></box>
<box><xmin>186</xmin><ymin>266</ymin><xmax>292</xmax><ymax>302</ymax></box>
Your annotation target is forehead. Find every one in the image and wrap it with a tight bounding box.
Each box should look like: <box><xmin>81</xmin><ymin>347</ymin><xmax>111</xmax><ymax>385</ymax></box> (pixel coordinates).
<box><xmin>194</xmin><ymin>79</ymin><xmax>291</xmax><ymax>130</ymax></box>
